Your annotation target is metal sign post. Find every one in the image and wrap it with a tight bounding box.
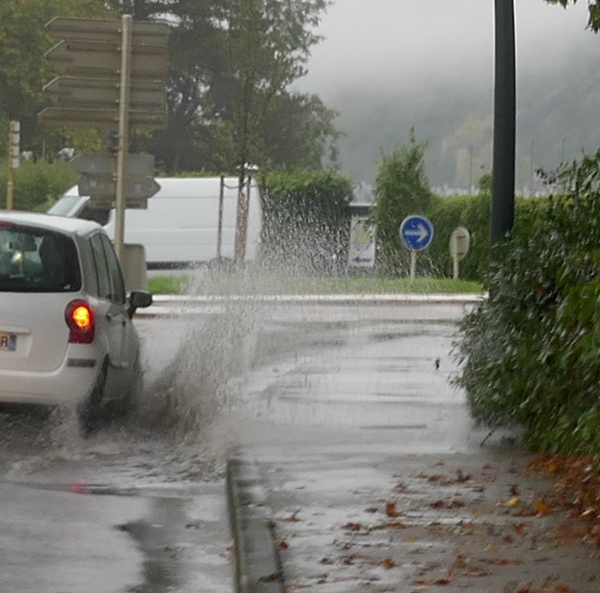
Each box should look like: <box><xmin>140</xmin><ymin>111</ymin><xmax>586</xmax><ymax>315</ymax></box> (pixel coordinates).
<box><xmin>6</xmin><ymin>121</ymin><xmax>19</xmax><ymax>210</ymax></box>
<box><xmin>114</xmin><ymin>14</ymin><xmax>133</xmax><ymax>261</ymax></box>
<box><xmin>217</xmin><ymin>174</ymin><xmax>225</xmax><ymax>260</ymax></box>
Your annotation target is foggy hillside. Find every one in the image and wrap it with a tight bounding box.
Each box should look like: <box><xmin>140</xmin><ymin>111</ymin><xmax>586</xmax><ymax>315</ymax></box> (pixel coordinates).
<box><xmin>296</xmin><ymin>0</ymin><xmax>600</xmax><ymax>193</ymax></box>
<box><xmin>326</xmin><ymin>49</ymin><xmax>600</xmax><ymax>192</ymax></box>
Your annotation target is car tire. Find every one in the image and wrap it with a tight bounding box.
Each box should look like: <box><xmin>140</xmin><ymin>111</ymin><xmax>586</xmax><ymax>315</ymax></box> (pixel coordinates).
<box><xmin>120</xmin><ymin>354</ymin><xmax>143</xmax><ymax>422</ymax></box>
<box><xmin>78</xmin><ymin>359</ymin><xmax>108</xmax><ymax>438</ymax></box>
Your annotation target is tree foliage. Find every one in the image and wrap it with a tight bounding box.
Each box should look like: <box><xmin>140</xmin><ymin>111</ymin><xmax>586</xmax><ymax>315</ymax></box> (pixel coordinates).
<box><xmin>545</xmin><ymin>0</ymin><xmax>600</xmax><ymax>32</ymax></box>
<box><xmin>0</xmin><ymin>159</ymin><xmax>77</xmax><ymax>211</ymax></box>
<box><xmin>0</xmin><ymin>0</ymin><xmax>337</xmax><ymax>175</ymax></box>
<box><xmin>106</xmin><ymin>0</ymin><xmax>336</xmax><ymax>176</ymax></box>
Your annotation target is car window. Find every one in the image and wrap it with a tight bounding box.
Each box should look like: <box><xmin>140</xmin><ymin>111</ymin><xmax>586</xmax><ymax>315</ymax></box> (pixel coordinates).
<box><xmin>0</xmin><ymin>225</ymin><xmax>81</xmax><ymax>292</ymax></box>
<box><xmin>90</xmin><ymin>233</ymin><xmax>112</xmax><ymax>300</ymax></box>
<box><xmin>100</xmin><ymin>234</ymin><xmax>126</xmax><ymax>305</ymax></box>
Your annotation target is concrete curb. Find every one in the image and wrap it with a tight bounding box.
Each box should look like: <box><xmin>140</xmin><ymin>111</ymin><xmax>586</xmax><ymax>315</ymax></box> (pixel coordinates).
<box><xmin>152</xmin><ymin>293</ymin><xmax>485</xmax><ymax>305</ymax></box>
<box><xmin>226</xmin><ymin>454</ymin><xmax>284</xmax><ymax>593</ymax></box>
<box><xmin>134</xmin><ymin>293</ymin><xmax>486</xmax><ymax>317</ymax></box>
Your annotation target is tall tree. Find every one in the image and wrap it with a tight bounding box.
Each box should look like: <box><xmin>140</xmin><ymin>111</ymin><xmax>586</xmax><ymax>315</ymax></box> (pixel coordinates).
<box><xmin>107</xmin><ymin>0</ymin><xmax>333</xmax><ymax>175</ymax></box>
<box><xmin>224</xmin><ymin>0</ymin><xmax>328</xmax><ymax>185</ymax></box>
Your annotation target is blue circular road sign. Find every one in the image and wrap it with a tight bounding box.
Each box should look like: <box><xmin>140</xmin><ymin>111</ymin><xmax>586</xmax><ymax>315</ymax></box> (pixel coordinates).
<box><xmin>399</xmin><ymin>215</ymin><xmax>434</xmax><ymax>251</ymax></box>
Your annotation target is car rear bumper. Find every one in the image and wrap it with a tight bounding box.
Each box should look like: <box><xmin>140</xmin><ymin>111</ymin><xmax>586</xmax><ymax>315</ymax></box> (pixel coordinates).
<box><xmin>0</xmin><ymin>360</ymin><xmax>98</xmax><ymax>406</ymax></box>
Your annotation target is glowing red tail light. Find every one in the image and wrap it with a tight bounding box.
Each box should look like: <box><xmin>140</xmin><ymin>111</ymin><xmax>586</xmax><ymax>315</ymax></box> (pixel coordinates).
<box><xmin>65</xmin><ymin>300</ymin><xmax>95</xmax><ymax>344</ymax></box>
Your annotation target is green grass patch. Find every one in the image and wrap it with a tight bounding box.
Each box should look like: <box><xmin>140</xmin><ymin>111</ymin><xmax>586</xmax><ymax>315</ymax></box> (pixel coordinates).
<box><xmin>148</xmin><ymin>274</ymin><xmax>483</xmax><ymax>296</ymax></box>
<box><xmin>147</xmin><ymin>275</ymin><xmax>190</xmax><ymax>295</ymax></box>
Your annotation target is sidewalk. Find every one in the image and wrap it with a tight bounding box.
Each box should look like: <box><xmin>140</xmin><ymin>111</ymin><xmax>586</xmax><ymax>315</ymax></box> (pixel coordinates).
<box><xmin>218</xmin><ymin>299</ymin><xmax>600</xmax><ymax>593</ymax></box>
<box><xmin>228</xmin><ymin>437</ymin><xmax>600</xmax><ymax>593</ymax></box>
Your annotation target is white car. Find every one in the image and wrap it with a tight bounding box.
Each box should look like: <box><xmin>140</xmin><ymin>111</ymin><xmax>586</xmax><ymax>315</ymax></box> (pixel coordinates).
<box><xmin>0</xmin><ymin>211</ymin><xmax>152</xmax><ymax>435</ymax></box>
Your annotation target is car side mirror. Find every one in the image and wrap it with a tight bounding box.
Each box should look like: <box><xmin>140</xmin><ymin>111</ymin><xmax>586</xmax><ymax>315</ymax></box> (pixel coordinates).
<box><xmin>128</xmin><ymin>290</ymin><xmax>153</xmax><ymax>318</ymax></box>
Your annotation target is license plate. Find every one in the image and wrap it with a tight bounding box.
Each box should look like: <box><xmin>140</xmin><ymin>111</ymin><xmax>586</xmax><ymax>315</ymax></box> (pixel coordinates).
<box><xmin>0</xmin><ymin>332</ymin><xmax>17</xmax><ymax>352</ymax></box>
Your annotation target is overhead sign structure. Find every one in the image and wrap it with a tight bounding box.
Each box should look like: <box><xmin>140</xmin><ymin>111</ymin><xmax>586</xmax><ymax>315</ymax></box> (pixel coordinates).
<box><xmin>399</xmin><ymin>214</ymin><xmax>435</xmax><ymax>280</ymax></box>
<box><xmin>38</xmin><ymin>18</ymin><xmax>169</xmax><ymax>131</ymax></box>
<box><xmin>39</xmin><ymin>15</ymin><xmax>170</xmax><ymax>261</ymax></box>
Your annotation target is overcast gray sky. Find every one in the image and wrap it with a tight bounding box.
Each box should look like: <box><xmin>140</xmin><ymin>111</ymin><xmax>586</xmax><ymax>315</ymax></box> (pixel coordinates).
<box><xmin>297</xmin><ymin>0</ymin><xmax>597</xmax><ymax>99</ymax></box>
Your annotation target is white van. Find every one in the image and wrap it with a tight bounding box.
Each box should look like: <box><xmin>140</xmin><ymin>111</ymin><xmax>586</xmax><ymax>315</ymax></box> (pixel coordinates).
<box><xmin>48</xmin><ymin>177</ymin><xmax>262</xmax><ymax>268</ymax></box>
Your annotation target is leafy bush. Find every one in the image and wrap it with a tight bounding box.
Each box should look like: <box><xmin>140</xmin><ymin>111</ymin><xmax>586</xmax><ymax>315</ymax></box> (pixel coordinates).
<box><xmin>260</xmin><ymin>169</ymin><xmax>353</xmax><ymax>275</ymax></box>
<box><xmin>455</xmin><ymin>150</ymin><xmax>600</xmax><ymax>456</ymax></box>
<box><xmin>371</xmin><ymin>131</ymin><xmax>434</xmax><ymax>276</ymax></box>
<box><xmin>0</xmin><ymin>159</ymin><xmax>77</xmax><ymax>212</ymax></box>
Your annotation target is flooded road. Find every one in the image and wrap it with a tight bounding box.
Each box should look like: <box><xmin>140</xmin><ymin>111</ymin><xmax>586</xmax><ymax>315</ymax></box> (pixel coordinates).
<box><xmin>0</xmin><ymin>300</ymin><xmax>474</xmax><ymax>592</ymax></box>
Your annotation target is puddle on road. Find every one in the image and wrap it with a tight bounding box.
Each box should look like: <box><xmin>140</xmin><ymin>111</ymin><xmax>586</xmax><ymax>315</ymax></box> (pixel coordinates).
<box><xmin>0</xmin><ymin>303</ymin><xmax>258</xmax><ymax>483</ymax></box>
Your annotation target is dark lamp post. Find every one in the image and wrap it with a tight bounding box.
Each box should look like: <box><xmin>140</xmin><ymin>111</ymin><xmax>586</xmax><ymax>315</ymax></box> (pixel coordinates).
<box><xmin>492</xmin><ymin>0</ymin><xmax>516</xmax><ymax>242</ymax></box>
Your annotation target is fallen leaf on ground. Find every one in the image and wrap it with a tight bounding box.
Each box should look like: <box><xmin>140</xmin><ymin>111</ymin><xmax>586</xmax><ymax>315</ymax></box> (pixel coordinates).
<box><xmin>284</xmin><ymin>511</ymin><xmax>300</xmax><ymax>522</ymax></box>
<box><xmin>483</xmin><ymin>557</ymin><xmax>523</xmax><ymax>565</ymax></box>
<box><xmin>342</xmin><ymin>522</ymin><xmax>362</xmax><ymax>531</ymax></box>
<box><xmin>431</xmin><ymin>499</ymin><xmax>466</xmax><ymax>509</ymax></box>
<box><xmin>382</xmin><ymin>557</ymin><xmax>395</xmax><ymax>569</ymax></box>
<box><xmin>386</xmin><ymin>500</ymin><xmax>401</xmax><ymax>517</ymax></box>
<box><xmin>499</xmin><ymin>496</ymin><xmax>521</xmax><ymax>508</ymax></box>
<box><xmin>456</xmin><ymin>469</ymin><xmax>471</xmax><ymax>483</ymax></box>
<box><xmin>276</xmin><ymin>538</ymin><xmax>289</xmax><ymax>550</ymax></box>
<box><xmin>433</xmin><ymin>567</ymin><xmax>455</xmax><ymax>585</ymax></box>
<box><xmin>534</xmin><ymin>498</ymin><xmax>551</xmax><ymax>515</ymax></box>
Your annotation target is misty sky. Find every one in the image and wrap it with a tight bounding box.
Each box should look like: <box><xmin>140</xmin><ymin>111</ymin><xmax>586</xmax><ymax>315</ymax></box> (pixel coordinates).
<box><xmin>293</xmin><ymin>0</ymin><xmax>599</xmax><ymax>186</ymax></box>
<box><xmin>298</xmin><ymin>0</ymin><xmax>596</xmax><ymax>98</ymax></box>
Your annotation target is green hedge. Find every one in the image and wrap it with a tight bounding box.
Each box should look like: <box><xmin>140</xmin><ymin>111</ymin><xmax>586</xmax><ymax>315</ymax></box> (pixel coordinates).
<box><xmin>424</xmin><ymin>193</ymin><xmax>539</xmax><ymax>281</ymax></box>
<box><xmin>455</xmin><ymin>150</ymin><xmax>600</xmax><ymax>457</ymax></box>
<box><xmin>260</xmin><ymin>169</ymin><xmax>353</xmax><ymax>275</ymax></box>
<box><xmin>0</xmin><ymin>160</ymin><xmax>77</xmax><ymax>212</ymax></box>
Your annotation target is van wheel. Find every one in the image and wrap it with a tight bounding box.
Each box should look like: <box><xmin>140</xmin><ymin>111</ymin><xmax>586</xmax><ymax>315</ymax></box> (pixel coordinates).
<box><xmin>78</xmin><ymin>361</ymin><xmax>108</xmax><ymax>438</ymax></box>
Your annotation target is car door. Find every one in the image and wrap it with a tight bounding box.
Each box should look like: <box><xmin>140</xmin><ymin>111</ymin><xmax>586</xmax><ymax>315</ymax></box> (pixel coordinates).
<box><xmin>100</xmin><ymin>233</ymin><xmax>135</xmax><ymax>368</ymax></box>
<box><xmin>89</xmin><ymin>232</ymin><xmax>128</xmax><ymax>370</ymax></box>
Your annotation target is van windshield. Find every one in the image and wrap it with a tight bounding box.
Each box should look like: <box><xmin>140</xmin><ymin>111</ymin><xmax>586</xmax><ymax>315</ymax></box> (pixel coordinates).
<box><xmin>48</xmin><ymin>195</ymin><xmax>81</xmax><ymax>216</ymax></box>
<box><xmin>0</xmin><ymin>225</ymin><xmax>81</xmax><ymax>292</ymax></box>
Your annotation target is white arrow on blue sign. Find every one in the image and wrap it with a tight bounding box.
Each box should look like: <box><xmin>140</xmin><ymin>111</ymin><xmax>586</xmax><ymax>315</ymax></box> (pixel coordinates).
<box><xmin>399</xmin><ymin>214</ymin><xmax>434</xmax><ymax>251</ymax></box>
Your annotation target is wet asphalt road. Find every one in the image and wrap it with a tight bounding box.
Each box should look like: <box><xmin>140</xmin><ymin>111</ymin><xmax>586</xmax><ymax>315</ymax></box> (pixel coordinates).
<box><xmin>0</xmin><ymin>300</ymin><xmax>472</xmax><ymax>593</ymax></box>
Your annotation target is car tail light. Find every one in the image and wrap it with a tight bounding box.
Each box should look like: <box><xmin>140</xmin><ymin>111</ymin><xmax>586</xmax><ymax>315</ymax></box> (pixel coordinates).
<box><xmin>65</xmin><ymin>300</ymin><xmax>95</xmax><ymax>344</ymax></box>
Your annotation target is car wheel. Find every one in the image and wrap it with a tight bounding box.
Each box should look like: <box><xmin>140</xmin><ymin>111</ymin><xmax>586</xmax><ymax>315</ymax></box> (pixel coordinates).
<box><xmin>121</xmin><ymin>354</ymin><xmax>143</xmax><ymax>421</ymax></box>
<box><xmin>78</xmin><ymin>360</ymin><xmax>108</xmax><ymax>438</ymax></box>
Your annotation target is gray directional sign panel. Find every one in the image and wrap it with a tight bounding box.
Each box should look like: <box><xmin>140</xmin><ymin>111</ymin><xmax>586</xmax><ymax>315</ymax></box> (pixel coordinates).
<box><xmin>44</xmin><ymin>77</ymin><xmax>165</xmax><ymax>110</ymax></box>
<box><xmin>71</xmin><ymin>153</ymin><xmax>154</xmax><ymax>176</ymax></box>
<box><xmin>38</xmin><ymin>107</ymin><xmax>167</xmax><ymax>129</ymax></box>
<box><xmin>45</xmin><ymin>40</ymin><xmax>167</xmax><ymax>78</ymax></box>
<box><xmin>78</xmin><ymin>173</ymin><xmax>160</xmax><ymax>199</ymax></box>
<box><xmin>46</xmin><ymin>17</ymin><xmax>170</xmax><ymax>46</ymax></box>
